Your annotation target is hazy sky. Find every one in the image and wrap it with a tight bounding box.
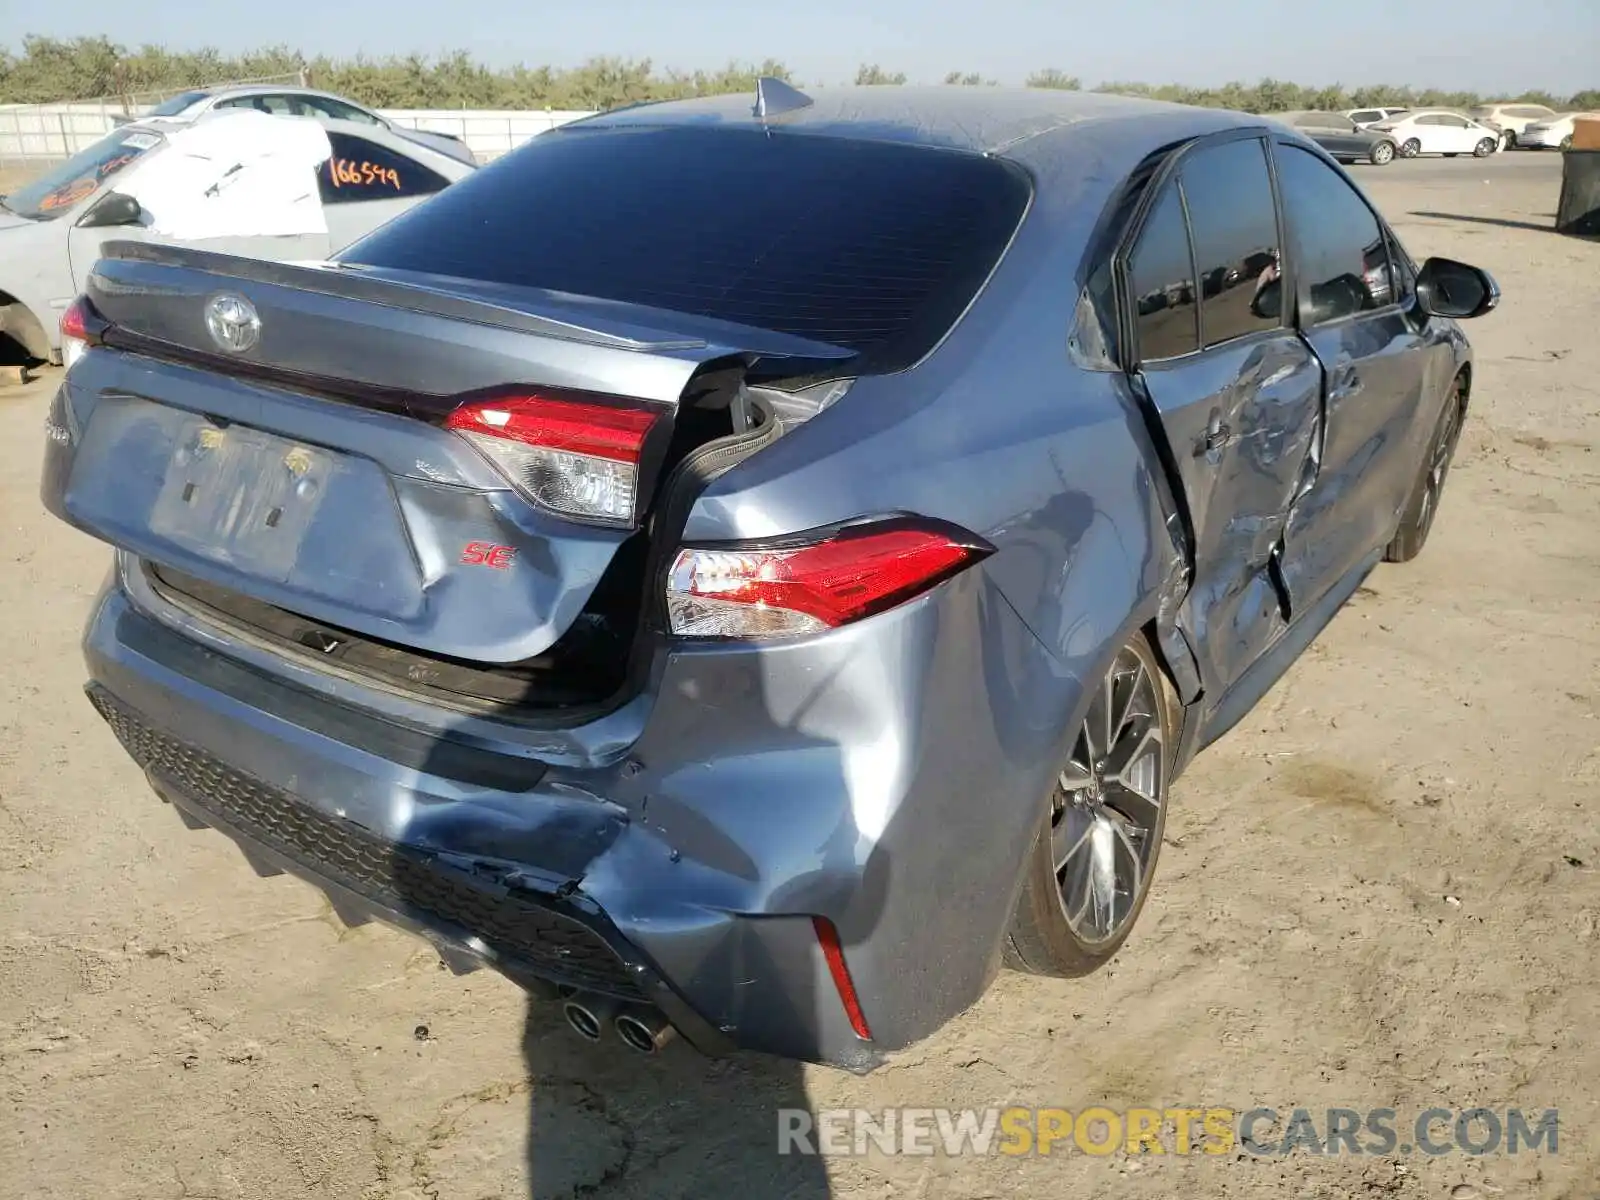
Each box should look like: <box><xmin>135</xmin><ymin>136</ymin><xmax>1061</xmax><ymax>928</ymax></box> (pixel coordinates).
<box><xmin>3</xmin><ymin>0</ymin><xmax>1596</xmax><ymax>94</ymax></box>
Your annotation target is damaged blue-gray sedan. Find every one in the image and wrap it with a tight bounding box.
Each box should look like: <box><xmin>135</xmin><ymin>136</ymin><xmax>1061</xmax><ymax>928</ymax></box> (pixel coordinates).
<box><xmin>41</xmin><ymin>83</ymin><xmax>1496</xmax><ymax>1070</ymax></box>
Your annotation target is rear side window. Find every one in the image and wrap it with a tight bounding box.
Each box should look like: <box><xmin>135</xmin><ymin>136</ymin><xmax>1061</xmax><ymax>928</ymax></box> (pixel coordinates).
<box><xmin>1275</xmin><ymin>145</ymin><xmax>1394</xmax><ymax>324</ymax></box>
<box><xmin>1127</xmin><ymin>183</ymin><xmax>1199</xmax><ymax>361</ymax></box>
<box><xmin>317</xmin><ymin>133</ymin><xmax>450</xmax><ymax>204</ymax></box>
<box><xmin>1178</xmin><ymin>138</ymin><xmax>1284</xmax><ymax>346</ymax></box>
<box><xmin>340</xmin><ymin>126</ymin><xmax>1031</xmax><ymax>369</ymax></box>
<box><xmin>217</xmin><ymin>94</ymin><xmax>297</xmax><ymax>116</ymax></box>
<box><xmin>300</xmin><ymin>95</ymin><xmax>383</xmax><ymax>125</ymax></box>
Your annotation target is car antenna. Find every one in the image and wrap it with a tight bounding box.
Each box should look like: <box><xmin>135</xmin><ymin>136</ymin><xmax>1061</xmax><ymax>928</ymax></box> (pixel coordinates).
<box><xmin>753</xmin><ymin>76</ymin><xmax>813</xmax><ymax>131</ymax></box>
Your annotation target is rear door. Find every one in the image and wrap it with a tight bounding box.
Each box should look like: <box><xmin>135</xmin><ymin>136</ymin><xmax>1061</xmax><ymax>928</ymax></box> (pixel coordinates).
<box><xmin>1125</xmin><ymin>133</ymin><xmax>1322</xmax><ymax>697</ymax></box>
<box><xmin>315</xmin><ymin>131</ymin><xmax>453</xmax><ymax>251</ymax></box>
<box><xmin>1271</xmin><ymin>141</ymin><xmax>1429</xmax><ymax>600</ymax></box>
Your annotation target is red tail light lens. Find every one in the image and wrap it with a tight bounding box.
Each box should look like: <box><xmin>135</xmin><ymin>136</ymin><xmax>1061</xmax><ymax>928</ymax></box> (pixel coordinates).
<box><xmin>667</xmin><ymin>518</ymin><xmax>989</xmax><ymax>640</ymax></box>
<box><xmin>59</xmin><ymin>296</ymin><xmax>100</xmax><ymax>370</ymax></box>
<box><xmin>445</xmin><ymin>393</ymin><xmax>663</xmax><ymax>525</ymax></box>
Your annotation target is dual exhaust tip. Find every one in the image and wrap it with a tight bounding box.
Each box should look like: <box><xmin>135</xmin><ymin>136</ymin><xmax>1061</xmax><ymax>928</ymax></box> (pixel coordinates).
<box><xmin>561</xmin><ymin>994</ymin><xmax>676</xmax><ymax>1054</ymax></box>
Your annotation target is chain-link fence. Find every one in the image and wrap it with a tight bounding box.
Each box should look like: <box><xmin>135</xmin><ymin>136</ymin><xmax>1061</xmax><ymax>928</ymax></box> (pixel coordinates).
<box><xmin>0</xmin><ymin>71</ymin><xmax>307</xmax><ymax>190</ymax></box>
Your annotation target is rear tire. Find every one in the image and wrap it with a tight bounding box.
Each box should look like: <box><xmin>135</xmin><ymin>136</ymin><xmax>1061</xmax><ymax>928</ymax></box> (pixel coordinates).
<box><xmin>1005</xmin><ymin>633</ymin><xmax>1179</xmax><ymax>977</ymax></box>
<box><xmin>1370</xmin><ymin>140</ymin><xmax>1396</xmax><ymax>165</ymax></box>
<box><xmin>1502</xmin><ymin>130</ymin><xmax>1517</xmax><ymax>150</ymax></box>
<box><xmin>1400</xmin><ymin>138</ymin><xmax>1422</xmax><ymax>158</ymax></box>
<box><xmin>1386</xmin><ymin>378</ymin><xmax>1466</xmax><ymax>563</ymax></box>
<box><xmin>1473</xmin><ymin>137</ymin><xmax>1496</xmax><ymax>157</ymax></box>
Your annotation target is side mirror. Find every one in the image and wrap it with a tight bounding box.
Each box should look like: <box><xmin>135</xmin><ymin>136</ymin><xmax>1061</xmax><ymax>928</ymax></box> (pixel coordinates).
<box><xmin>1250</xmin><ymin>277</ymin><xmax>1282</xmax><ymax>320</ymax></box>
<box><xmin>78</xmin><ymin>191</ymin><xmax>143</xmax><ymax>229</ymax></box>
<box><xmin>1415</xmin><ymin>257</ymin><xmax>1501</xmax><ymax>319</ymax></box>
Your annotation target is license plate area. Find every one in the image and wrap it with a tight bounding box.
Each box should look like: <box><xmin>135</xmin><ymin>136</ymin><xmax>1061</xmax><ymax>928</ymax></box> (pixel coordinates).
<box><xmin>148</xmin><ymin>417</ymin><xmax>331</xmax><ymax>582</ymax></box>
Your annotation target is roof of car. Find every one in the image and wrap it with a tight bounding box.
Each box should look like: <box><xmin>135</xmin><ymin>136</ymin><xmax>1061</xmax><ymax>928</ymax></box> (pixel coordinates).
<box><xmin>195</xmin><ymin>84</ymin><xmax>361</xmax><ymax>102</ymax></box>
<box><xmin>565</xmin><ymin>85</ymin><xmax>1251</xmax><ymax>157</ymax></box>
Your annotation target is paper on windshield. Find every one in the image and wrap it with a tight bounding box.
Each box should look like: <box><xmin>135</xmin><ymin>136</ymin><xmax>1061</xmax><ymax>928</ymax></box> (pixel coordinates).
<box><xmin>119</xmin><ymin>111</ymin><xmax>332</xmax><ymax>239</ymax></box>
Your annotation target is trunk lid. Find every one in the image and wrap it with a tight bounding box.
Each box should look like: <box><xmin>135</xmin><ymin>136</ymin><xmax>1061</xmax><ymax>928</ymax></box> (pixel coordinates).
<box><xmin>47</xmin><ymin>241</ymin><xmax>852</xmax><ymax>665</ymax></box>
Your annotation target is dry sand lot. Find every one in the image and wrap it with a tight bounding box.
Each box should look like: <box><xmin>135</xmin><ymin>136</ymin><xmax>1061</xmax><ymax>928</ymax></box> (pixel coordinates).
<box><xmin>1</xmin><ymin>152</ymin><xmax>1597</xmax><ymax>1200</ymax></box>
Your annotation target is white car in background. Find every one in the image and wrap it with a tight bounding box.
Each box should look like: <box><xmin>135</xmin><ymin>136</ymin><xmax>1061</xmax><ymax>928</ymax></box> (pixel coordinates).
<box><xmin>1518</xmin><ymin>112</ymin><xmax>1597</xmax><ymax>150</ymax></box>
<box><xmin>0</xmin><ymin>109</ymin><xmax>474</xmax><ymax>363</ymax></box>
<box><xmin>119</xmin><ymin>85</ymin><xmax>479</xmax><ymax>166</ymax></box>
<box><xmin>1468</xmin><ymin>103</ymin><xmax>1560</xmax><ymax>149</ymax></box>
<box><xmin>1372</xmin><ymin>110</ymin><xmax>1502</xmax><ymax>158</ymax></box>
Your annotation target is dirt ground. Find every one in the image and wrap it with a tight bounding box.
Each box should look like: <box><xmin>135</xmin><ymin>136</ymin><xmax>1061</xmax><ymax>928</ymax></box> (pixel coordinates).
<box><xmin>2</xmin><ymin>152</ymin><xmax>1597</xmax><ymax>1200</ymax></box>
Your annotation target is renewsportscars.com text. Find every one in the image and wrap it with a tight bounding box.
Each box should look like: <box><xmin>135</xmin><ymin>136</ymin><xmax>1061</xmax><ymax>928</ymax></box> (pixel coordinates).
<box><xmin>778</xmin><ymin>1106</ymin><xmax>1560</xmax><ymax>1158</ymax></box>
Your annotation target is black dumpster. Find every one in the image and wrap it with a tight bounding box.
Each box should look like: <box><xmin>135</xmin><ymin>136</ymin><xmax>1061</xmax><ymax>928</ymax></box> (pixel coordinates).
<box><xmin>1557</xmin><ymin>150</ymin><xmax>1600</xmax><ymax>237</ymax></box>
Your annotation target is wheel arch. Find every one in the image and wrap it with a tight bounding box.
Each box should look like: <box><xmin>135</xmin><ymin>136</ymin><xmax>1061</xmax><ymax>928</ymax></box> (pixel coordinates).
<box><xmin>0</xmin><ymin>288</ymin><xmax>53</xmax><ymax>364</ymax></box>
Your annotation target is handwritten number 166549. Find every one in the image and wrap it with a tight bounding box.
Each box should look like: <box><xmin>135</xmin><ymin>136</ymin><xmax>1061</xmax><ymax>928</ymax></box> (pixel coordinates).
<box><xmin>329</xmin><ymin>158</ymin><xmax>402</xmax><ymax>191</ymax></box>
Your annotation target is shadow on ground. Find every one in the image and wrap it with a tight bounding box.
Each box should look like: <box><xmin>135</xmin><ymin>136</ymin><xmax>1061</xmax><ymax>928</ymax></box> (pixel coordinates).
<box><xmin>516</xmin><ymin>1002</ymin><xmax>830</xmax><ymax>1198</ymax></box>
<box><xmin>1408</xmin><ymin>209</ymin><xmax>1555</xmax><ymax>233</ymax></box>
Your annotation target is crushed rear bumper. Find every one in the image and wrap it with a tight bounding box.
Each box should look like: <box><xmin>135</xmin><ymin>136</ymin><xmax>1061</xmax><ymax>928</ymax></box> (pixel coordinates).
<box><xmin>81</xmin><ymin>553</ymin><xmax>1078</xmax><ymax>1069</ymax></box>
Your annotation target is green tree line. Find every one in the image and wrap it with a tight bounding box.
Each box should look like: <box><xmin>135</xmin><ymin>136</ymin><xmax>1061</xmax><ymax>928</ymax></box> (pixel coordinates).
<box><xmin>3</xmin><ymin>36</ymin><xmax>1596</xmax><ymax>114</ymax></box>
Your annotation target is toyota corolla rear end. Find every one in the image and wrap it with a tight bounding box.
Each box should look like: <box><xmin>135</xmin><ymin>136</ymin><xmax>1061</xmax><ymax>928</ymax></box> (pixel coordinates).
<box><xmin>40</xmin><ymin>120</ymin><xmax>1042</xmax><ymax>1069</ymax></box>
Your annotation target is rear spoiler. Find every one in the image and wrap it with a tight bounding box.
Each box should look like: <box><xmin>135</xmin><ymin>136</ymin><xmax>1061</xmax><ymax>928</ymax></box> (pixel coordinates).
<box><xmin>96</xmin><ymin>240</ymin><xmax>859</xmax><ymax>362</ymax></box>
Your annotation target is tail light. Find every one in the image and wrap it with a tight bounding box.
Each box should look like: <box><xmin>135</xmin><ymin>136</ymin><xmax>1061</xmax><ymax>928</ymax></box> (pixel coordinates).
<box><xmin>445</xmin><ymin>392</ymin><xmax>664</xmax><ymax>525</ymax></box>
<box><xmin>667</xmin><ymin>517</ymin><xmax>990</xmax><ymax>640</ymax></box>
<box><xmin>59</xmin><ymin>296</ymin><xmax>104</xmax><ymax>371</ymax></box>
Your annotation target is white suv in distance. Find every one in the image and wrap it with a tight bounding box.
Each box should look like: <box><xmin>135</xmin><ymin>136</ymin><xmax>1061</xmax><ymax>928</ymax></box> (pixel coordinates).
<box><xmin>1468</xmin><ymin>103</ymin><xmax>1560</xmax><ymax>149</ymax></box>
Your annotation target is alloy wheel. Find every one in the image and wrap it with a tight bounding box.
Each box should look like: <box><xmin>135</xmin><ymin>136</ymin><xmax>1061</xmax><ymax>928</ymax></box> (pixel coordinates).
<box><xmin>1372</xmin><ymin>141</ymin><xmax>1395</xmax><ymax>165</ymax></box>
<box><xmin>1415</xmin><ymin>392</ymin><xmax>1463</xmax><ymax>540</ymax></box>
<box><xmin>1400</xmin><ymin>139</ymin><xmax>1421</xmax><ymax>158</ymax></box>
<box><xmin>1050</xmin><ymin>646</ymin><xmax>1166</xmax><ymax>946</ymax></box>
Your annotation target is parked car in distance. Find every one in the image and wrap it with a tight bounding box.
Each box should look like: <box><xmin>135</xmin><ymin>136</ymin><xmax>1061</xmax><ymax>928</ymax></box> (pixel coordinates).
<box><xmin>1468</xmin><ymin>103</ymin><xmax>1561</xmax><ymax>148</ymax></box>
<box><xmin>0</xmin><ymin>109</ymin><xmax>473</xmax><ymax>363</ymax></box>
<box><xmin>42</xmin><ymin>85</ymin><xmax>1499</xmax><ymax>1070</ymax></box>
<box><xmin>1518</xmin><ymin>111</ymin><xmax>1598</xmax><ymax>150</ymax></box>
<box><xmin>1287</xmin><ymin>111</ymin><xmax>1398</xmax><ymax>165</ymax></box>
<box><xmin>1372</xmin><ymin>110</ymin><xmax>1502</xmax><ymax>158</ymax></box>
<box><xmin>1347</xmin><ymin>106</ymin><xmax>1410</xmax><ymax>129</ymax></box>
<box><xmin>118</xmin><ymin>84</ymin><xmax>479</xmax><ymax>166</ymax></box>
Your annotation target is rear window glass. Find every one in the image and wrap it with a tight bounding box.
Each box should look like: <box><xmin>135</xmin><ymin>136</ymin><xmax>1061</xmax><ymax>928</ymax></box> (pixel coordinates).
<box><xmin>339</xmin><ymin>126</ymin><xmax>1031</xmax><ymax>370</ymax></box>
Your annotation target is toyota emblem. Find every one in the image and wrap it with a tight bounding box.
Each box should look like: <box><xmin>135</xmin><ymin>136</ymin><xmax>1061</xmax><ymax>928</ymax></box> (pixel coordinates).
<box><xmin>204</xmin><ymin>293</ymin><xmax>261</xmax><ymax>354</ymax></box>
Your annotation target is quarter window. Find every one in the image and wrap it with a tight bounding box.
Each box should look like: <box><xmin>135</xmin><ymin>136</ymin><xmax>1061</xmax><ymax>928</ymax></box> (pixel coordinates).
<box><xmin>1275</xmin><ymin>145</ymin><xmax>1394</xmax><ymax>324</ymax></box>
<box><xmin>1127</xmin><ymin>183</ymin><xmax>1199</xmax><ymax>361</ymax></box>
<box><xmin>317</xmin><ymin>133</ymin><xmax>450</xmax><ymax>203</ymax></box>
<box><xmin>1178</xmin><ymin>137</ymin><xmax>1284</xmax><ymax>346</ymax></box>
<box><xmin>216</xmin><ymin>94</ymin><xmax>297</xmax><ymax>116</ymax></box>
<box><xmin>300</xmin><ymin>95</ymin><xmax>384</xmax><ymax>125</ymax></box>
